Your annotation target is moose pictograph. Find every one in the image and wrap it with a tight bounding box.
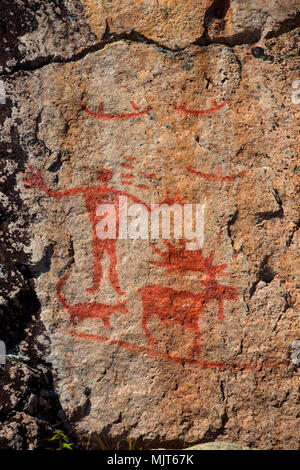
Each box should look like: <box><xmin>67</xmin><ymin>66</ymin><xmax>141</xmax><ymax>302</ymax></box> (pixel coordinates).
<box><xmin>136</xmin><ymin>240</ymin><xmax>238</xmax><ymax>357</ymax></box>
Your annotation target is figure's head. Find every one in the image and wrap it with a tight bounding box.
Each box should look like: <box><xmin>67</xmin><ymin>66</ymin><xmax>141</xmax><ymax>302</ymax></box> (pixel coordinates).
<box><xmin>96</xmin><ymin>168</ymin><xmax>113</xmax><ymax>183</ymax></box>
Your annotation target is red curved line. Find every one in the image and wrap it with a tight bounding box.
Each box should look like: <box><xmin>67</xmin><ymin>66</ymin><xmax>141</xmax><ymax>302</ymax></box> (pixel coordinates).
<box><xmin>122</xmin><ymin>156</ymin><xmax>137</xmax><ymax>162</ymax></box>
<box><xmin>67</xmin><ymin>330</ymin><xmax>288</xmax><ymax>371</ymax></box>
<box><xmin>121</xmin><ymin>173</ymin><xmax>136</xmax><ymax>179</ymax></box>
<box><xmin>185</xmin><ymin>166</ymin><xmax>247</xmax><ymax>182</ymax></box>
<box><xmin>141</xmin><ymin>172</ymin><xmax>156</xmax><ymax>179</ymax></box>
<box><xmin>81</xmin><ymin>103</ymin><xmax>152</xmax><ymax>121</ymax></box>
<box><xmin>171</xmin><ymin>101</ymin><xmax>228</xmax><ymax>116</ymax></box>
<box><xmin>136</xmin><ymin>184</ymin><xmax>151</xmax><ymax>191</ymax></box>
<box><xmin>121</xmin><ymin>181</ymin><xmax>151</xmax><ymax>191</ymax></box>
<box><xmin>121</xmin><ymin>163</ymin><xmax>135</xmax><ymax>169</ymax></box>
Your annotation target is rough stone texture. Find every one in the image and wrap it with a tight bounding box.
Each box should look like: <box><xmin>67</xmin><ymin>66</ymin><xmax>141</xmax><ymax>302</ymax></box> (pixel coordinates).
<box><xmin>203</xmin><ymin>0</ymin><xmax>300</xmax><ymax>46</ymax></box>
<box><xmin>0</xmin><ymin>0</ymin><xmax>299</xmax><ymax>450</ymax></box>
<box><xmin>0</xmin><ymin>358</ymin><xmax>63</xmax><ymax>450</ymax></box>
<box><xmin>0</xmin><ymin>0</ymin><xmax>107</xmax><ymax>74</ymax></box>
<box><xmin>187</xmin><ymin>441</ymin><xmax>252</xmax><ymax>450</ymax></box>
<box><xmin>100</xmin><ymin>0</ymin><xmax>300</xmax><ymax>48</ymax></box>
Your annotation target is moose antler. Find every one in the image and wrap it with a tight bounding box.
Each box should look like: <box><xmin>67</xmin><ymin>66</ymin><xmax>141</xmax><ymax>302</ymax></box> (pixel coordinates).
<box><xmin>149</xmin><ymin>241</ymin><xmax>238</xmax><ymax>322</ymax></box>
<box><xmin>150</xmin><ymin>240</ymin><xmax>229</xmax><ymax>278</ymax></box>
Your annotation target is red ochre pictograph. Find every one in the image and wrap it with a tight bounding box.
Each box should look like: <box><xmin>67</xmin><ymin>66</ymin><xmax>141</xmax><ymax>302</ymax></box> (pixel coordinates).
<box><xmin>140</xmin><ymin>172</ymin><xmax>156</xmax><ymax>179</ymax></box>
<box><xmin>122</xmin><ymin>156</ymin><xmax>137</xmax><ymax>162</ymax></box>
<box><xmin>171</xmin><ymin>100</ymin><xmax>228</xmax><ymax>116</ymax></box>
<box><xmin>142</xmin><ymin>241</ymin><xmax>237</xmax><ymax>346</ymax></box>
<box><xmin>24</xmin><ymin>92</ymin><xmax>286</xmax><ymax>370</ymax></box>
<box><xmin>68</xmin><ymin>331</ymin><xmax>289</xmax><ymax>371</ymax></box>
<box><xmin>80</xmin><ymin>98</ymin><xmax>227</xmax><ymax>122</ymax></box>
<box><xmin>185</xmin><ymin>166</ymin><xmax>247</xmax><ymax>181</ymax></box>
<box><xmin>160</xmin><ymin>189</ymin><xmax>186</xmax><ymax>205</ymax></box>
<box><xmin>23</xmin><ymin>166</ymin><xmax>151</xmax><ymax>296</ymax></box>
<box><xmin>149</xmin><ymin>239</ymin><xmax>228</xmax><ymax>280</ymax></box>
<box><xmin>58</xmin><ymin>238</ymin><xmax>238</xmax><ymax>362</ymax></box>
<box><xmin>57</xmin><ymin>274</ymin><xmax>129</xmax><ymax>327</ymax></box>
<box><xmin>120</xmin><ymin>163</ymin><xmax>135</xmax><ymax>169</ymax></box>
<box><xmin>81</xmin><ymin>100</ymin><xmax>151</xmax><ymax>121</ymax></box>
<box><xmin>136</xmin><ymin>280</ymin><xmax>237</xmax><ymax>357</ymax></box>
<box><xmin>120</xmin><ymin>173</ymin><xmax>136</xmax><ymax>179</ymax></box>
<box><xmin>119</xmin><ymin>157</ymin><xmax>159</xmax><ymax>191</ymax></box>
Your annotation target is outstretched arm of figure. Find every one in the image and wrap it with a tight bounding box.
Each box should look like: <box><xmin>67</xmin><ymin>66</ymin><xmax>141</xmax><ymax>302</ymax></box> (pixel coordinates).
<box><xmin>117</xmin><ymin>189</ymin><xmax>152</xmax><ymax>212</ymax></box>
<box><xmin>23</xmin><ymin>166</ymin><xmax>84</xmax><ymax>200</ymax></box>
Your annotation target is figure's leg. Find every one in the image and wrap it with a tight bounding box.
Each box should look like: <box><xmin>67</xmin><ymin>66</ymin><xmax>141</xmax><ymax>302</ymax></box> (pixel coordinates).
<box><xmin>190</xmin><ymin>329</ymin><xmax>201</xmax><ymax>359</ymax></box>
<box><xmin>218</xmin><ymin>300</ymin><xmax>224</xmax><ymax>321</ymax></box>
<box><xmin>107</xmin><ymin>240</ymin><xmax>126</xmax><ymax>296</ymax></box>
<box><xmin>86</xmin><ymin>239</ymin><xmax>105</xmax><ymax>293</ymax></box>
<box><xmin>142</xmin><ymin>315</ymin><xmax>157</xmax><ymax>349</ymax></box>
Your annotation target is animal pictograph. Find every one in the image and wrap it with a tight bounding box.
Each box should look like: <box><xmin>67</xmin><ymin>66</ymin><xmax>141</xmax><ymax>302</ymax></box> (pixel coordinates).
<box><xmin>57</xmin><ymin>273</ymin><xmax>129</xmax><ymax>327</ymax></box>
<box><xmin>136</xmin><ymin>241</ymin><xmax>238</xmax><ymax>357</ymax></box>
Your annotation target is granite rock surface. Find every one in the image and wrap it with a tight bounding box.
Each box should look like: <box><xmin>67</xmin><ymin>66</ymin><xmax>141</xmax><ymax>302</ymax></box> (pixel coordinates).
<box><xmin>0</xmin><ymin>0</ymin><xmax>299</xmax><ymax>449</ymax></box>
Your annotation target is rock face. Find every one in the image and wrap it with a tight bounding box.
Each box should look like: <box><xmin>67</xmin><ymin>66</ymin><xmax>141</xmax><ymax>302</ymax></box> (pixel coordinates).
<box><xmin>188</xmin><ymin>441</ymin><xmax>252</xmax><ymax>450</ymax></box>
<box><xmin>0</xmin><ymin>0</ymin><xmax>299</xmax><ymax>450</ymax></box>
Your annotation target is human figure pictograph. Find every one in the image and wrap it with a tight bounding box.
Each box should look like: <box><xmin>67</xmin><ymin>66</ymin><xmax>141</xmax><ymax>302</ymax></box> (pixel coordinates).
<box><xmin>23</xmin><ymin>166</ymin><xmax>150</xmax><ymax>296</ymax></box>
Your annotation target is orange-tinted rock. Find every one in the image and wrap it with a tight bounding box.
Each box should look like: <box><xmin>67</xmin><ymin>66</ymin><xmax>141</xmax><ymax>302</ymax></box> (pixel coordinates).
<box><xmin>98</xmin><ymin>0</ymin><xmax>300</xmax><ymax>48</ymax></box>
<box><xmin>1</xmin><ymin>0</ymin><xmax>299</xmax><ymax>450</ymax></box>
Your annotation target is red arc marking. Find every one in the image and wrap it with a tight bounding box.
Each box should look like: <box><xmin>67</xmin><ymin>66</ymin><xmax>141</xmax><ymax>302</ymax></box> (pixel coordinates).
<box><xmin>185</xmin><ymin>166</ymin><xmax>247</xmax><ymax>181</ymax></box>
<box><xmin>171</xmin><ymin>100</ymin><xmax>228</xmax><ymax>116</ymax></box>
<box><xmin>81</xmin><ymin>101</ymin><xmax>151</xmax><ymax>121</ymax></box>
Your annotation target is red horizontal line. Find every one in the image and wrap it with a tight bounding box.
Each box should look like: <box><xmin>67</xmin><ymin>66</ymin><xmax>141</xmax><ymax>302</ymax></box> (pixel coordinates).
<box><xmin>185</xmin><ymin>166</ymin><xmax>247</xmax><ymax>182</ymax></box>
<box><xmin>121</xmin><ymin>163</ymin><xmax>135</xmax><ymax>169</ymax></box>
<box><xmin>171</xmin><ymin>100</ymin><xmax>228</xmax><ymax>116</ymax></box>
<box><xmin>122</xmin><ymin>156</ymin><xmax>137</xmax><ymax>162</ymax></box>
<box><xmin>141</xmin><ymin>172</ymin><xmax>156</xmax><ymax>179</ymax></box>
<box><xmin>121</xmin><ymin>181</ymin><xmax>150</xmax><ymax>191</ymax></box>
<box><xmin>68</xmin><ymin>330</ymin><xmax>289</xmax><ymax>371</ymax></box>
<box><xmin>144</xmin><ymin>165</ymin><xmax>159</xmax><ymax>170</ymax></box>
<box><xmin>121</xmin><ymin>173</ymin><xmax>136</xmax><ymax>179</ymax></box>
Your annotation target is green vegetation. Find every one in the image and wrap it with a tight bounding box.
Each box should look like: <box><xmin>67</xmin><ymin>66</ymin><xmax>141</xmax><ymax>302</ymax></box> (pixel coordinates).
<box><xmin>47</xmin><ymin>429</ymin><xmax>74</xmax><ymax>451</ymax></box>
